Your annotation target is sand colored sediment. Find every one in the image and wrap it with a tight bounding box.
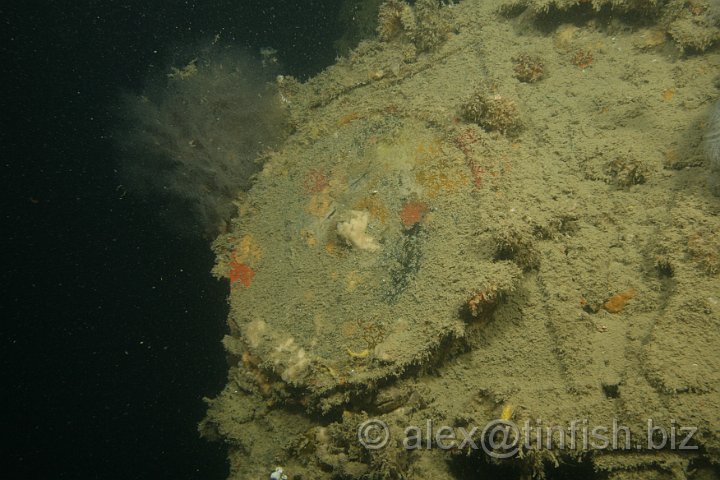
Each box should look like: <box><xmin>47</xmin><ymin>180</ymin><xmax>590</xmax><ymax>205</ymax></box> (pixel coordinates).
<box><xmin>201</xmin><ymin>1</ymin><xmax>720</xmax><ymax>478</ymax></box>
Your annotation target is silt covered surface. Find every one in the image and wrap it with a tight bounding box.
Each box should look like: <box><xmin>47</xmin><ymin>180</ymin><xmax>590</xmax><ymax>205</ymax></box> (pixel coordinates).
<box><xmin>201</xmin><ymin>1</ymin><xmax>720</xmax><ymax>478</ymax></box>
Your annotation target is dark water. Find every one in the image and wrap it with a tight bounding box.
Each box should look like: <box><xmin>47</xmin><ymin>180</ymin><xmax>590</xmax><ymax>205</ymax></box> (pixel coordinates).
<box><xmin>3</xmin><ymin>1</ymin><xmax>341</xmax><ymax>478</ymax></box>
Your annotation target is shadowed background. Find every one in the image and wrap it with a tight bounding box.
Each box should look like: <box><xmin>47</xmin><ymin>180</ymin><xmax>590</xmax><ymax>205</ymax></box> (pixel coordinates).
<box><xmin>3</xmin><ymin>1</ymin><xmax>345</xmax><ymax>478</ymax></box>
